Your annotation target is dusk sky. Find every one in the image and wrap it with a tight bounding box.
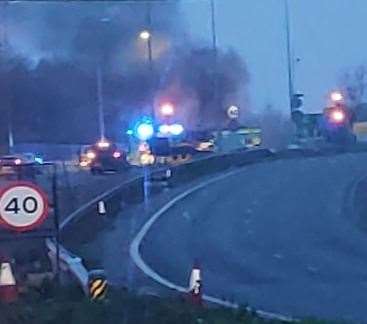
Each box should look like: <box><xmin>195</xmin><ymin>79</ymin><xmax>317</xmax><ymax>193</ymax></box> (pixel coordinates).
<box><xmin>181</xmin><ymin>0</ymin><xmax>367</xmax><ymax>114</ymax></box>
<box><xmin>4</xmin><ymin>0</ymin><xmax>367</xmax><ymax>116</ymax></box>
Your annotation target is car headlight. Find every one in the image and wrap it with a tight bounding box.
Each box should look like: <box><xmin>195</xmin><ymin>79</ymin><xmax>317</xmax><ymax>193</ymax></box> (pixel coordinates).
<box><xmin>86</xmin><ymin>151</ymin><xmax>96</xmax><ymax>159</ymax></box>
<box><xmin>80</xmin><ymin>161</ymin><xmax>89</xmax><ymax>167</ymax></box>
<box><xmin>140</xmin><ymin>153</ymin><xmax>155</xmax><ymax>166</ymax></box>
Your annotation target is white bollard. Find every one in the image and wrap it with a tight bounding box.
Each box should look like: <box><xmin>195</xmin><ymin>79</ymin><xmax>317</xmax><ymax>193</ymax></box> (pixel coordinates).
<box><xmin>98</xmin><ymin>201</ymin><xmax>106</xmax><ymax>215</ymax></box>
<box><xmin>188</xmin><ymin>262</ymin><xmax>202</xmax><ymax>305</ymax></box>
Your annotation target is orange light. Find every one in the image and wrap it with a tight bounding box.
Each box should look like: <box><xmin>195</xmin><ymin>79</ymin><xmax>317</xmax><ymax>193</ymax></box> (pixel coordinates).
<box><xmin>140</xmin><ymin>153</ymin><xmax>155</xmax><ymax>166</ymax></box>
<box><xmin>330</xmin><ymin>109</ymin><xmax>345</xmax><ymax>123</ymax></box>
<box><xmin>80</xmin><ymin>161</ymin><xmax>89</xmax><ymax>167</ymax></box>
<box><xmin>160</xmin><ymin>103</ymin><xmax>174</xmax><ymax>116</ymax></box>
<box><xmin>97</xmin><ymin>140</ymin><xmax>110</xmax><ymax>148</ymax></box>
<box><xmin>86</xmin><ymin>151</ymin><xmax>96</xmax><ymax>159</ymax></box>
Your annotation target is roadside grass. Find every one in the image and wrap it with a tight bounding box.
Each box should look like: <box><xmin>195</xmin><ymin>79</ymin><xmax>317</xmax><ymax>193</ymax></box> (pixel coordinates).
<box><xmin>0</xmin><ymin>283</ymin><xmax>332</xmax><ymax>324</ymax></box>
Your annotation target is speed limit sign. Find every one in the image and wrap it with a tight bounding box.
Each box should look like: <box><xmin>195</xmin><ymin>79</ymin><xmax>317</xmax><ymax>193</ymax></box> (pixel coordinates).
<box><xmin>0</xmin><ymin>182</ymin><xmax>49</xmax><ymax>232</ymax></box>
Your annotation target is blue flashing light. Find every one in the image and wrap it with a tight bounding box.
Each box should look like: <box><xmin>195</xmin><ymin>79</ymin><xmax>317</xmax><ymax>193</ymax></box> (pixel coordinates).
<box><xmin>136</xmin><ymin>122</ymin><xmax>154</xmax><ymax>141</ymax></box>
<box><xmin>170</xmin><ymin>123</ymin><xmax>184</xmax><ymax>136</ymax></box>
<box><xmin>34</xmin><ymin>156</ymin><xmax>43</xmax><ymax>164</ymax></box>
<box><xmin>158</xmin><ymin>124</ymin><xmax>171</xmax><ymax>134</ymax></box>
<box><xmin>126</xmin><ymin>129</ymin><xmax>133</xmax><ymax>136</ymax></box>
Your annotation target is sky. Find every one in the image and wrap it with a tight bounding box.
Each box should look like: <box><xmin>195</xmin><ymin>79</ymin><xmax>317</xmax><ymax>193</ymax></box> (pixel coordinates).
<box><xmin>4</xmin><ymin>0</ymin><xmax>367</xmax><ymax>117</ymax></box>
<box><xmin>180</xmin><ymin>0</ymin><xmax>367</xmax><ymax>113</ymax></box>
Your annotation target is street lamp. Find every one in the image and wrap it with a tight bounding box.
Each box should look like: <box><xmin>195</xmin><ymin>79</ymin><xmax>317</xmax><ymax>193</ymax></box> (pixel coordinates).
<box><xmin>139</xmin><ymin>30</ymin><xmax>151</xmax><ymax>40</ymax></box>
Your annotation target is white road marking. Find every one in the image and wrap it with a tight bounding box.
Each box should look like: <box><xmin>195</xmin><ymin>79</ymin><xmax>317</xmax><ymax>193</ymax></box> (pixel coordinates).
<box><xmin>182</xmin><ymin>211</ymin><xmax>191</xmax><ymax>221</ymax></box>
<box><xmin>273</xmin><ymin>253</ymin><xmax>284</xmax><ymax>259</ymax></box>
<box><xmin>307</xmin><ymin>266</ymin><xmax>319</xmax><ymax>274</ymax></box>
<box><xmin>129</xmin><ymin>167</ymin><xmax>295</xmax><ymax>322</ymax></box>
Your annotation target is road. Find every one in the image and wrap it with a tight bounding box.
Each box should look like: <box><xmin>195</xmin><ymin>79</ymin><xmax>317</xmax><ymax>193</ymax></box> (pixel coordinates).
<box><xmin>137</xmin><ymin>153</ymin><xmax>367</xmax><ymax>322</ymax></box>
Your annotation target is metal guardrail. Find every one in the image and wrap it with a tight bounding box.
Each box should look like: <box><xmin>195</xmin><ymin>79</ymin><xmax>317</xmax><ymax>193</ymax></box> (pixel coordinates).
<box><xmin>45</xmin><ymin>174</ymin><xmax>143</xmax><ymax>295</ymax></box>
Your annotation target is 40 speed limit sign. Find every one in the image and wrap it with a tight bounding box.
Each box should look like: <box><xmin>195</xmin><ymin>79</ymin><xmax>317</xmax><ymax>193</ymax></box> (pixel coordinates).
<box><xmin>0</xmin><ymin>182</ymin><xmax>49</xmax><ymax>232</ymax></box>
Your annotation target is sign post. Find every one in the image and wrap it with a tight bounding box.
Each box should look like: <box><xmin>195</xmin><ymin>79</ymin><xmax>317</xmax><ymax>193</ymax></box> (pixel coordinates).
<box><xmin>52</xmin><ymin>164</ymin><xmax>61</xmax><ymax>282</ymax></box>
<box><xmin>0</xmin><ymin>164</ymin><xmax>61</xmax><ymax>284</ymax></box>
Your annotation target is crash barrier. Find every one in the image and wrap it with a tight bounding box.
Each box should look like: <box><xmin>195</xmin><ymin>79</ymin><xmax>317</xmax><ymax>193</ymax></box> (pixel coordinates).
<box><xmin>46</xmin><ymin>145</ymin><xmax>367</xmax><ymax>306</ymax></box>
<box><xmin>170</xmin><ymin>148</ymin><xmax>274</xmax><ymax>184</ymax></box>
<box><xmin>349</xmin><ymin>173</ymin><xmax>367</xmax><ymax>231</ymax></box>
<box><xmin>45</xmin><ymin>174</ymin><xmax>144</xmax><ymax>295</ymax></box>
<box><xmin>45</xmin><ymin>238</ymin><xmax>89</xmax><ymax>295</ymax></box>
<box><xmin>13</xmin><ymin>143</ymin><xmax>82</xmax><ymax>161</ymax></box>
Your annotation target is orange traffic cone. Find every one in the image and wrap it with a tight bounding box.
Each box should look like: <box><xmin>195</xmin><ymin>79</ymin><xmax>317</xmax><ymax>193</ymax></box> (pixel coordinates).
<box><xmin>188</xmin><ymin>261</ymin><xmax>202</xmax><ymax>305</ymax></box>
<box><xmin>0</xmin><ymin>256</ymin><xmax>17</xmax><ymax>303</ymax></box>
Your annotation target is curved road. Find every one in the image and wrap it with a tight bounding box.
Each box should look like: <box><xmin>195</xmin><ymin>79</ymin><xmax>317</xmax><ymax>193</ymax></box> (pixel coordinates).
<box><xmin>140</xmin><ymin>153</ymin><xmax>367</xmax><ymax>322</ymax></box>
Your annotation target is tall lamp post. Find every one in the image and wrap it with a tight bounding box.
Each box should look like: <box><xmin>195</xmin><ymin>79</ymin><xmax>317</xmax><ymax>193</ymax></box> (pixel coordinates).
<box><xmin>140</xmin><ymin>2</ymin><xmax>155</xmax><ymax>119</ymax></box>
<box><xmin>1</xmin><ymin>1</ymin><xmax>14</xmax><ymax>153</ymax></box>
<box><xmin>210</xmin><ymin>0</ymin><xmax>217</xmax><ymax>54</ymax></box>
<box><xmin>95</xmin><ymin>17</ymin><xmax>111</xmax><ymax>142</ymax></box>
<box><xmin>209</xmin><ymin>0</ymin><xmax>218</xmax><ymax>131</ymax></box>
<box><xmin>139</xmin><ymin>29</ymin><xmax>154</xmax><ymax>119</ymax></box>
<box><xmin>139</xmin><ymin>30</ymin><xmax>153</xmax><ymax>72</ymax></box>
<box><xmin>284</xmin><ymin>0</ymin><xmax>295</xmax><ymax>115</ymax></box>
<box><xmin>96</xmin><ymin>64</ymin><xmax>106</xmax><ymax>141</ymax></box>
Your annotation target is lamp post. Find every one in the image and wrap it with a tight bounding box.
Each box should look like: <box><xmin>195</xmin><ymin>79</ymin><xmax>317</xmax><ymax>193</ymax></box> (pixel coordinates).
<box><xmin>96</xmin><ymin>64</ymin><xmax>106</xmax><ymax>141</ymax></box>
<box><xmin>284</xmin><ymin>0</ymin><xmax>295</xmax><ymax>114</ymax></box>
<box><xmin>139</xmin><ymin>29</ymin><xmax>153</xmax><ymax>72</ymax></box>
<box><xmin>1</xmin><ymin>1</ymin><xmax>14</xmax><ymax>153</ymax></box>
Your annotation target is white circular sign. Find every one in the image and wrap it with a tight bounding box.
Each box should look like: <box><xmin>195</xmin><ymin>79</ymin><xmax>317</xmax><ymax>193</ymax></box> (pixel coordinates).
<box><xmin>227</xmin><ymin>105</ymin><xmax>239</xmax><ymax>119</ymax></box>
<box><xmin>0</xmin><ymin>182</ymin><xmax>49</xmax><ymax>232</ymax></box>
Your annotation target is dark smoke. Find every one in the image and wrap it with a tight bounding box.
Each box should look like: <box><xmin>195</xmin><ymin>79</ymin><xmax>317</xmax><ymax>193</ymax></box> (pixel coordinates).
<box><xmin>0</xmin><ymin>0</ymin><xmax>249</xmax><ymax>148</ymax></box>
<box><xmin>158</xmin><ymin>46</ymin><xmax>249</xmax><ymax>129</ymax></box>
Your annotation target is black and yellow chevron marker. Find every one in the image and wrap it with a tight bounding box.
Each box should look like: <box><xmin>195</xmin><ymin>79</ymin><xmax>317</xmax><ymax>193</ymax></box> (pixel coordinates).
<box><xmin>89</xmin><ymin>278</ymin><xmax>108</xmax><ymax>301</ymax></box>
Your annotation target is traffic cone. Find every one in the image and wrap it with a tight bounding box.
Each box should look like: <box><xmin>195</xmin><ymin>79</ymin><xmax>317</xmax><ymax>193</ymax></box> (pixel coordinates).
<box><xmin>0</xmin><ymin>257</ymin><xmax>17</xmax><ymax>303</ymax></box>
<box><xmin>188</xmin><ymin>261</ymin><xmax>202</xmax><ymax>305</ymax></box>
<box><xmin>98</xmin><ymin>201</ymin><xmax>106</xmax><ymax>215</ymax></box>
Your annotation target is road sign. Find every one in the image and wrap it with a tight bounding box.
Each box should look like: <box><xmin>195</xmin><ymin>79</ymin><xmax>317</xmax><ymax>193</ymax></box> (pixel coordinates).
<box><xmin>0</xmin><ymin>182</ymin><xmax>49</xmax><ymax>232</ymax></box>
<box><xmin>227</xmin><ymin>105</ymin><xmax>239</xmax><ymax>119</ymax></box>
